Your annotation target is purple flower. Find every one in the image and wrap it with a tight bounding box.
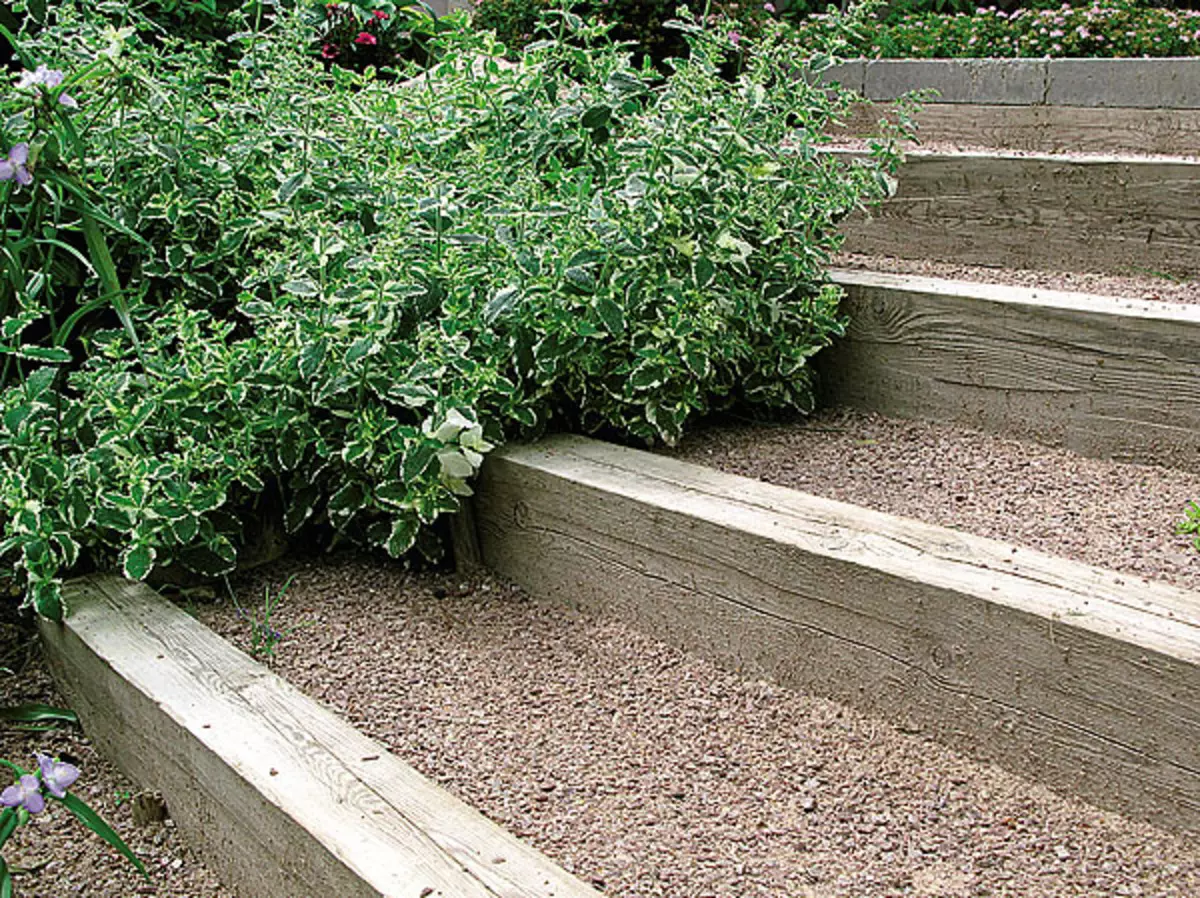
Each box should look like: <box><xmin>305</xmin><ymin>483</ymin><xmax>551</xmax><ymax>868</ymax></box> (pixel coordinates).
<box><xmin>763</xmin><ymin>2</ymin><xmax>775</xmax><ymax>10</ymax></box>
<box><xmin>15</xmin><ymin>64</ymin><xmax>77</xmax><ymax>108</ymax></box>
<box><xmin>0</xmin><ymin>144</ymin><xmax>33</xmax><ymax>187</ymax></box>
<box><xmin>1</xmin><ymin>774</ymin><xmax>45</xmax><ymax>814</ymax></box>
<box><xmin>37</xmin><ymin>754</ymin><xmax>79</xmax><ymax>799</ymax></box>
<box><xmin>16</xmin><ymin>64</ymin><xmax>62</xmax><ymax>90</ymax></box>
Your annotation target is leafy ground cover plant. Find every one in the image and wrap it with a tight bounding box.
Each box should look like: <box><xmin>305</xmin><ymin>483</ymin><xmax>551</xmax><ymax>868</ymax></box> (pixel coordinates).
<box><xmin>0</xmin><ymin>1</ymin><xmax>903</xmax><ymax>618</ymax></box>
<box><xmin>471</xmin><ymin>0</ymin><xmax>774</xmax><ymax>64</ymax></box>
<box><xmin>1180</xmin><ymin>502</ymin><xmax>1200</xmax><ymax>551</ymax></box>
<box><xmin>790</xmin><ymin>0</ymin><xmax>1200</xmax><ymax>58</ymax></box>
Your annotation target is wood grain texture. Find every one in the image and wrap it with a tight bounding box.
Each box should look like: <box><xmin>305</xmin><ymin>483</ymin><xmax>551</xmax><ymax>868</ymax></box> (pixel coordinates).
<box><xmin>451</xmin><ymin>506</ymin><xmax>484</xmax><ymax>573</ymax></box>
<box><xmin>817</xmin><ymin>269</ymin><xmax>1200</xmax><ymax>467</ymax></box>
<box><xmin>39</xmin><ymin>576</ymin><xmax>600</xmax><ymax>898</ymax></box>
<box><xmin>835</xmin><ymin>149</ymin><xmax>1200</xmax><ymax>276</ymax></box>
<box><xmin>473</xmin><ymin>436</ymin><xmax>1200</xmax><ymax>833</ymax></box>
<box><xmin>837</xmin><ymin>102</ymin><xmax>1200</xmax><ymax>157</ymax></box>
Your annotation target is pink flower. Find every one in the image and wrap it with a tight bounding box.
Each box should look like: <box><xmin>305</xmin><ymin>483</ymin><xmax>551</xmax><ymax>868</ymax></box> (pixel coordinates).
<box><xmin>728</xmin><ymin>30</ymin><xmax>741</xmax><ymax>45</ymax></box>
<box><xmin>321</xmin><ymin>43</ymin><xmax>340</xmax><ymax>58</ymax></box>
<box><xmin>763</xmin><ymin>2</ymin><xmax>775</xmax><ymax>10</ymax></box>
<box><xmin>372</xmin><ymin>9</ymin><xmax>389</xmax><ymax>18</ymax></box>
<box><xmin>355</xmin><ymin>31</ymin><xmax>378</xmax><ymax>45</ymax></box>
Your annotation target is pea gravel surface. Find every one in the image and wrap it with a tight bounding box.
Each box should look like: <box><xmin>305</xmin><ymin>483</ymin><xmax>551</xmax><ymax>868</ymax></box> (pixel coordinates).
<box><xmin>0</xmin><ymin>614</ymin><xmax>233</xmax><ymax>898</ymax></box>
<box><xmin>836</xmin><ymin>252</ymin><xmax>1200</xmax><ymax>305</ymax></box>
<box><xmin>197</xmin><ymin>553</ymin><xmax>1199</xmax><ymax>898</ymax></box>
<box><xmin>667</xmin><ymin>408</ymin><xmax>1200</xmax><ymax>595</ymax></box>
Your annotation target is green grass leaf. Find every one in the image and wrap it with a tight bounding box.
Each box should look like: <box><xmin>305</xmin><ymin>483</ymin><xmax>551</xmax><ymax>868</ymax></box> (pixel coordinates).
<box><xmin>0</xmin><ymin>704</ymin><xmax>78</xmax><ymax>726</ymax></box>
<box><xmin>58</xmin><ymin>792</ymin><xmax>148</xmax><ymax>879</ymax></box>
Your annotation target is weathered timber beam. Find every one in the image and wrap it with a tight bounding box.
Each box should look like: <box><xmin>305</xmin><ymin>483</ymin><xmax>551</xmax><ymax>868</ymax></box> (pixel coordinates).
<box><xmin>39</xmin><ymin>576</ymin><xmax>601</xmax><ymax>898</ymax></box>
<box><xmin>835</xmin><ymin>102</ymin><xmax>1200</xmax><ymax>157</ymax></box>
<box><xmin>819</xmin><ymin>268</ymin><xmax>1200</xmax><ymax>467</ymax></box>
<box><xmin>471</xmin><ymin>436</ymin><xmax>1200</xmax><ymax>833</ymax></box>
<box><xmin>832</xmin><ymin>149</ymin><xmax>1200</xmax><ymax>276</ymax></box>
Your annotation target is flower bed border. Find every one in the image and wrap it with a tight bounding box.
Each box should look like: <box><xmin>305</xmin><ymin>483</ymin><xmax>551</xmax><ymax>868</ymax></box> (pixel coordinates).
<box><xmin>466</xmin><ymin>435</ymin><xmax>1200</xmax><ymax>834</ymax></box>
<box><xmin>37</xmin><ymin>576</ymin><xmax>601</xmax><ymax>898</ymax></box>
<box><xmin>819</xmin><ymin>269</ymin><xmax>1200</xmax><ymax>468</ymax></box>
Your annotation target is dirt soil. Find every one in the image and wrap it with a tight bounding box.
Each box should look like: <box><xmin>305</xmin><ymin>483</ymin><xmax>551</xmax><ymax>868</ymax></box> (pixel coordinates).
<box><xmin>196</xmin><ymin>554</ymin><xmax>1200</xmax><ymax>898</ymax></box>
<box><xmin>835</xmin><ymin>253</ymin><xmax>1200</xmax><ymax>305</ymax></box>
<box><xmin>666</xmin><ymin>408</ymin><xmax>1200</xmax><ymax>595</ymax></box>
<box><xmin>0</xmin><ymin>614</ymin><xmax>233</xmax><ymax>898</ymax></box>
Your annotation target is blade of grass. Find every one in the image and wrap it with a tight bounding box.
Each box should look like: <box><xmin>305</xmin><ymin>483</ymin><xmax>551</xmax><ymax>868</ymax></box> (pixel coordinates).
<box><xmin>58</xmin><ymin>793</ymin><xmax>149</xmax><ymax>878</ymax></box>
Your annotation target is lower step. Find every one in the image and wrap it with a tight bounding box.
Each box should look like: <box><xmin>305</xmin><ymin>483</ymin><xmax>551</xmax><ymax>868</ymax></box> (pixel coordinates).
<box><xmin>38</xmin><ymin>576</ymin><xmax>600</xmax><ymax>898</ymax></box>
<box><xmin>469</xmin><ymin>435</ymin><xmax>1200</xmax><ymax>834</ymax></box>
<box><xmin>820</xmin><ymin>268</ymin><xmax>1200</xmax><ymax>468</ymax></box>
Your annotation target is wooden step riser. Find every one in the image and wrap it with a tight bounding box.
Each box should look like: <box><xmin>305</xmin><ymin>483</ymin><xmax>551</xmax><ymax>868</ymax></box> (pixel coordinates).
<box><xmin>834</xmin><ymin>150</ymin><xmax>1200</xmax><ymax>276</ymax></box>
<box><xmin>468</xmin><ymin>436</ymin><xmax>1200</xmax><ymax>834</ymax></box>
<box><xmin>825</xmin><ymin>58</ymin><xmax>1200</xmax><ymax>111</ymax></box>
<box><xmin>818</xmin><ymin>269</ymin><xmax>1200</xmax><ymax>468</ymax></box>
<box><xmin>827</xmin><ymin>58</ymin><xmax>1200</xmax><ymax>153</ymax></box>
<box><xmin>838</xmin><ymin>102</ymin><xmax>1200</xmax><ymax>158</ymax></box>
<box><xmin>39</xmin><ymin>576</ymin><xmax>601</xmax><ymax>898</ymax></box>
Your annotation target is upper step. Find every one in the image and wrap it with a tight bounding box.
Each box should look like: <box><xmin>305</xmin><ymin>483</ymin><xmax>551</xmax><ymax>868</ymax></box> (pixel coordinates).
<box><xmin>826</xmin><ymin>57</ymin><xmax>1200</xmax><ymax>156</ymax></box>
<box><xmin>828</xmin><ymin>147</ymin><xmax>1200</xmax><ymax>277</ymax></box>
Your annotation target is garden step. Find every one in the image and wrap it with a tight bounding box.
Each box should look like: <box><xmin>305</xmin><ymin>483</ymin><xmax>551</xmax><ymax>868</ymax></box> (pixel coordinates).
<box><xmin>826</xmin><ymin>57</ymin><xmax>1200</xmax><ymax>155</ymax></box>
<box><xmin>818</xmin><ymin>268</ymin><xmax>1200</xmax><ymax>468</ymax></box>
<box><xmin>38</xmin><ymin>576</ymin><xmax>602</xmax><ymax>898</ymax></box>
<box><xmin>465</xmin><ymin>435</ymin><xmax>1200</xmax><ymax>834</ymax></box>
<box><xmin>830</xmin><ymin>148</ymin><xmax>1200</xmax><ymax>277</ymax></box>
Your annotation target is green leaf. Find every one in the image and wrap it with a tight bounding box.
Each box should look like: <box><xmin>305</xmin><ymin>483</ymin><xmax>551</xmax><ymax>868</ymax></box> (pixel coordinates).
<box><xmin>122</xmin><ymin>545</ymin><xmax>156</xmax><ymax>582</ymax></box>
<box><xmin>581</xmin><ymin>104</ymin><xmax>611</xmax><ymax>130</ymax></box>
<box><xmin>0</xmin><ymin>704</ymin><xmax>78</xmax><ymax>725</ymax></box>
<box><xmin>594</xmin><ymin>297</ymin><xmax>625</xmax><ymax>335</ymax></box>
<box><xmin>0</xmin><ymin>806</ymin><xmax>19</xmax><ymax>849</ymax></box>
<box><xmin>327</xmin><ymin>481</ymin><xmax>364</xmax><ymax>513</ymax></box>
<box><xmin>63</xmin><ymin>490</ymin><xmax>92</xmax><ymax>532</ymax></box>
<box><xmin>384</xmin><ymin>514</ymin><xmax>419</xmax><ymax>558</ymax></box>
<box><xmin>172</xmin><ymin>515</ymin><xmax>200</xmax><ymax>545</ymax></box>
<box><xmin>345</xmin><ymin>336</ymin><xmax>375</xmax><ymax>365</ymax></box>
<box><xmin>15</xmin><ymin>346</ymin><xmax>72</xmax><ymax>364</ymax></box>
<box><xmin>299</xmin><ymin>339</ymin><xmax>327</xmax><ymax>380</ymax></box>
<box><xmin>282</xmin><ymin>279</ymin><xmax>320</xmax><ymax>297</ymax></box>
<box><xmin>30</xmin><ymin>580</ymin><xmax>63</xmax><ymax>621</ymax></box>
<box><xmin>285</xmin><ymin>484</ymin><xmax>321</xmax><ymax>534</ymax></box>
<box><xmin>277</xmin><ymin>171</ymin><xmax>311</xmax><ymax>204</ymax></box>
<box><xmin>1</xmin><ymin>853</ymin><xmax>12</xmax><ymax>898</ymax></box>
<box><xmin>483</xmin><ymin>286</ymin><xmax>520</xmax><ymax>325</ymax></box>
<box><xmin>564</xmin><ymin>267</ymin><xmax>595</xmax><ymax>295</ymax></box>
<box><xmin>605</xmin><ymin>70</ymin><xmax>646</xmax><ymax>99</ymax></box>
<box><xmin>374</xmin><ymin>481</ymin><xmax>411</xmax><ymax>508</ymax></box>
<box><xmin>59</xmin><ymin>792</ymin><xmax>148</xmax><ymax>878</ymax></box>
<box><xmin>180</xmin><ymin>538</ymin><xmax>237</xmax><ymax>578</ymax></box>
<box><xmin>684</xmin><ymin>348</ymin><xmax>710</xmax><ymax>378</ymax></box>
<box><xmin>402</xmin><ymin>442</ymin><xmax>438</xmax><ymax>482</ymax></box>
<box><xmin>24</xmin><ymin>367</ymin><xmax>57</xmax><ymax>399</ymax></box>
